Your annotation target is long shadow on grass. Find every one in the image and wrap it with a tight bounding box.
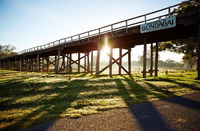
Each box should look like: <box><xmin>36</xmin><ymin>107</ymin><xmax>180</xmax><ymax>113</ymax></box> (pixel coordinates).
<box><xmin>1</xmin><ymin>73</ymin><xmax>199</xmax><ymax>130</ymax></box>
<box><xmin>145</xmin><ymin>82</ymin><xmax>200</xmax><ymax>111</ymax></box>
<box><xmin>146</xmin><ymin>78</ymin><xmax>200</xmax><ymax>91</ymax></box>
<box><xmin>115</xmin><ymin>76</ymin><xmax>172</xmax><ymax>131</ymax></box>
<box><xmin>1</xmin><ymin>78</ymin><xmax>89</xmax><ymax>130</ymax></box>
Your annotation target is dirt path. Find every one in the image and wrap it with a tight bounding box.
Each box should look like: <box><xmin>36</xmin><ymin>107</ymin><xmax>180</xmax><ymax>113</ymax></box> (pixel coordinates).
<box><xmin>21</xmin><ymin>92</ymin><xmax>200</xmax><ymax>131</ymax></box>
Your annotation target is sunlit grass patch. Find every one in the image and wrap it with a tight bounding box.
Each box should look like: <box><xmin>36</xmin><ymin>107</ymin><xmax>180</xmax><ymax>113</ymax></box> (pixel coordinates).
<box><xmin>0</xmin><ymin>70</ymin><xmax>199</xmax><ymax>130</ymax></box>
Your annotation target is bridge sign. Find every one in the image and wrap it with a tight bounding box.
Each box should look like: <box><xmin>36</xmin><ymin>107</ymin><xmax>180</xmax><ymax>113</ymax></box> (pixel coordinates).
<box><xmin>140</xmin><ymin>16</ymin><xmax>176</xmax><ymax>33</ymax></box>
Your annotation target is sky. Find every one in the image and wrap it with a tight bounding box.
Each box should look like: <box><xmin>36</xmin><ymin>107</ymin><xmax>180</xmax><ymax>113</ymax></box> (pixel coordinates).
<box><xmin>0</xmin><ymin>0</ymin><xmax>183</xmax><ymax>62</ymax></box>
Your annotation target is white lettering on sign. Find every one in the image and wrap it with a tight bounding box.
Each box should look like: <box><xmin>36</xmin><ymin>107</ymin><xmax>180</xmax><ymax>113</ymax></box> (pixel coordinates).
<box><xmin>140</xmin><ymin>16</ymin><xmax>176</xmax><ymax>33</ymax></box>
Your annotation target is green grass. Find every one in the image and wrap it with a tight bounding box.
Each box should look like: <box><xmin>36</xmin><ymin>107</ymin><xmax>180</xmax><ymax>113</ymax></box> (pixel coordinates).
<box><xmin>0</xmin><ymin>70</ymin><xmax>199</xmax><ymax>130</ymax></box>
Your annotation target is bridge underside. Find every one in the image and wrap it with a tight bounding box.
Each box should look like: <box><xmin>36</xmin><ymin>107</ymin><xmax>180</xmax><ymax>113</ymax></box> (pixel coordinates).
<box><xmin>0</xmin><ymin>6</ymin><xmax>199</xmax><ymax>78</ymax></box>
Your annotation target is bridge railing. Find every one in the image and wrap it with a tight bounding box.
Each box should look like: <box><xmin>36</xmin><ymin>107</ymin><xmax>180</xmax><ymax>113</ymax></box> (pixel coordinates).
<box><xmin>17</xmin><ymin>2</ymin><xmax>184</xmax><ymax>55</ymax></box>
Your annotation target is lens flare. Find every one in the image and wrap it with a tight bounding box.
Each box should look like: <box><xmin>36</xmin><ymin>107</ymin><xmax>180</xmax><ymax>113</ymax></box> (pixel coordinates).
<box><xmin>101</xmin><ymin>37</ymin><xmax>110</xmax><ymax>61</ymax></box>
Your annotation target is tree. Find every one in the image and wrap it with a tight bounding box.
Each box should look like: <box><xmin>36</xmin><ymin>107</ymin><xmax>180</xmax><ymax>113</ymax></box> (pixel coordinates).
<box><xmin>0</xmin><ymin>44</ymin><xmax>17</xmax><ymax>58</ymax></box>
<box><xmin>159</xmin><ymin>38</ymin><xmax>197</xmax><ymax>69</ymax></box>
<box><xmin>158</xmin><ymin>0</ymin><xmax>199</xmax><ymax>69</ymax></box>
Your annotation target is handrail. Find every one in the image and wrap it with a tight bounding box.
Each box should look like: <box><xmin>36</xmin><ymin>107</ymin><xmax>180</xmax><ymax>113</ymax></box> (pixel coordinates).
<box><xmin>14</xmin><ymin>2</ymin><xmax>187</xmax><ymax>55</ymax></box>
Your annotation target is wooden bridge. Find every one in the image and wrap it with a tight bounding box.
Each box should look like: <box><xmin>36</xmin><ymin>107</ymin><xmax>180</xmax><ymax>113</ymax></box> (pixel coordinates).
<box><xmin>0</xmin><ymin>1</ymin><xmax>199</xmax><ymax>78</ymax></box>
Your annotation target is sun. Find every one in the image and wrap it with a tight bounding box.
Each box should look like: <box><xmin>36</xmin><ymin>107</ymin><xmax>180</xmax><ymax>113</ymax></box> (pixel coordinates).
<box><xmin>101</xmin><ymin>37</ymin><xmax>111</xmax><ymax>61</ymax></box>
<box><xmin>101</xmin><ymin>45</ymin><xmax>110</xmax><ymax>61</ymax></box>
<box><xmin>102</xmin><ymin>46</ymin><xmax>110</xmax><ymax>54</ymax></box>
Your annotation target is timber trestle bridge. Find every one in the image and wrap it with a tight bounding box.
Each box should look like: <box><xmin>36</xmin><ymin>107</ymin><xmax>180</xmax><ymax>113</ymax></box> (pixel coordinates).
<box><xmin>0</xmin><ymin>1</ymin><xmax>199</xmax><ymax>78</ymax></box>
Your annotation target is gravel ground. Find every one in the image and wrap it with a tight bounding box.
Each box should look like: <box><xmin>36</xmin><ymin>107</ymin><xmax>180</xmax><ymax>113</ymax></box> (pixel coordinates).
<box><xmin>22</xmin><ymin>92</ymin><xmax>200</xmax><ymax>131</ymax></box>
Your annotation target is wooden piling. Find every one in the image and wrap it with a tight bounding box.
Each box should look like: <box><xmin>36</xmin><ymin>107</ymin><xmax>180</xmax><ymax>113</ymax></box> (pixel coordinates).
<box><xmin>87</xmin><ymin>52</ymin><xmax>90</xmax><ymax>73</ymax></box>
<box><xmin>84</xmin><ymin>53</ymin><xmax>86</xmax><ymax>73</ymax></box>
<box><xmin>78</xmin><ymin>53</ymin><xmax>80</xmax><ymax>73</ymax></box>
<box><xmin>96</xmin><ymin>43</ymin><xmax>101</xmax><ymax>76</ymax></box>
<box><xmin>46</xmin><ymin>56</ymin><xmax>49</xmax><ymax>72</ymax></box>
<box><xmin>62</xmin><ymin>55</ymin><xmax>65</xmax><ymax>71</ymax></box>
<box><xmin>42</xmin><ymin>57</ymin><xmax>45</xmax><ymax>72</ymax></box>
<box><xmin>91</xmin><ymin>51</ymin><xmax>93</xmax><ymax>75</ymax></box>
<box><xmin>150</xmin><ymin>43</ymin><xmax>153</xmax><ymax>77</ymax></box>
<box><xmin>143</xmin><ymin>42</ymin><xmax>147</xmax><ymax>78</ymax></box>
<box><xmin>20</xmin><ymin>57</ymin><xmax>22</xmax><ymax>71</ymax></box>
<box><xmin>119</xmin><ymin>48</ymin><xmax>122</xmax><ymax>75</ymax></box>
<box><xmin>55</xmin><ymin>50</ymin><xmax>61</xmax><ymax>73</ymax></box>
<box><xmin>197</xmin><ymin>5</ymin><xmax>200</xmax><ymax>79</ymax></box>
<box><xmin>155</xmin><ymin>42</ymin><xmax>159</xmax><ymax>77</ymax></box>
<box><xmin>69</xmin><ymin>53</ymin><xmax>72</xmax><ymax>73</ymax></box>
<box><xmin>128</xmin><ymin>48</ymin><xmax>131</xmax><ymax>75</ymax></box>
<box><xmin>109</xmin><ymin>48</ymin><xmax>113</xmax><ymax>77</ymax></box>
<box><xmin>36</xmin><ymin>54</ymin><xmax>39</xmax><ymax>72</ymax></box>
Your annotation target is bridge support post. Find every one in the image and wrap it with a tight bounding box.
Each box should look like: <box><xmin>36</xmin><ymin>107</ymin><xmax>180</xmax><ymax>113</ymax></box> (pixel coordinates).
<box><xmin>96</xmin><ymin>43</ymin><xmax>101</xmax><ymax>77</ymax></box>
<box><xmin>119</xmin><ymin>48</ymin><xmax>122</xmax><ymax>75</ymax></box>
<box><xmin>143</xmin><ymin>42</ymin><xmax>147</xmax><ymax>78</ymax></box>
<box><xmin>78</xmin><ymin>53</ymin><xmax>80</xmax><ymax>73</ymax></box>
<box><xmin>55</xmin><ymin>50</ymin><xmax>61</xmax><ymax>73</ymax></box>
<box><xmin>197</xmin><ymin>4</ymin><xmax>200</xmax><ymax>79</ymax></box>
<box><xmin>30</xmin><ymin>58</ymin><xmax>33</xmax><ymax>72</ymax></box>
<box><xmin>62</xmin><ymin>55</ymin><xmax>65</xmax><ymax>72</ymax></box>
<box><xmin>128</xmin><ymin>48</ymin><xmax>131</xmax><ymax>75</ymax></box>
<box><xmin>155</xmin><ymin>42</ymin><xmax>159</xmax><ymax>77</ymax></box>
<box><xmin>66</xmin><ymin>54</ymin><xmax>69</xmax><ymax>73</ymax></box>
<box><xmin>36</xmin><ymin>54</ymin><xmax>39</xmax><ymax>72</ymax></box>
<box><xmin>198</xmin><ymin>37</ymin><xmax>200</xmax><ymax>79</ymax></box>
<box><xmin>42</xmin><ymin>57</ymin><xmax>44</xmax><ymax>72</ymax></box>
<box><xmin>91</xmin><ymin>51</ymin><xmax>93</xmax><ymax>75</ymax></box>
<box><xmin>109</xmin><ymin>48</ymin><xmax>113</xmax><ymax>77</ymax></box>
<box><xmin>150</xmin><ymin>43</ymin><xmax>153</xmax><ymax>77</ymax></box>
<box><xmin>87</xmin><ymin>52</ymin><xmax>90</xmax><ymax>73</ymax></box>
<box><xmin>69</xmin><ymin>53</ymin><xmax>72</xmax><ymax>74</ymax></box>
<box><xmin>84</xmin><ymin>53</ymin><xmax>86</xmax><ymax>73</ymax></box>
<box><xmin>39</xmin><ymin>57</ymin><xmax>41</xmax><ymax>72</ymax></box>
<box><xmin>23</xmin><ymin>56</ymin><xmax>25</xmax><ymax>71</ymax></box>
<box><xmin>14</xmin><ymin>57</ymin><xmax>17</xmax><ymax>70</ymax></box>
<box><xmin>8</xmin><ymin>60</ymin><xmax>10</xmax><ymax>69</ymax></box>
<box><xmin>46</xmin><ymin>56</ymin><xmax>49</xmax><ymax>72</ymax></box>
<box><xmin>20</xmin><ymin>57</ymin><xmax>22</xmax><ymax>71</ymax></box>
<box><xmin>26</xmin><ymin>59</ymin><xmax>28</xmax><ymax>71</ymax></box>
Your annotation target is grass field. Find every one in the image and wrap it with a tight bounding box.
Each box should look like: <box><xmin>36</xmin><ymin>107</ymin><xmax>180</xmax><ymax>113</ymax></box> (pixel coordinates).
<box><xmin>0</xmin><ymin>70</ymin><xmax>200</xmax><ymax>130</ymax></box>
